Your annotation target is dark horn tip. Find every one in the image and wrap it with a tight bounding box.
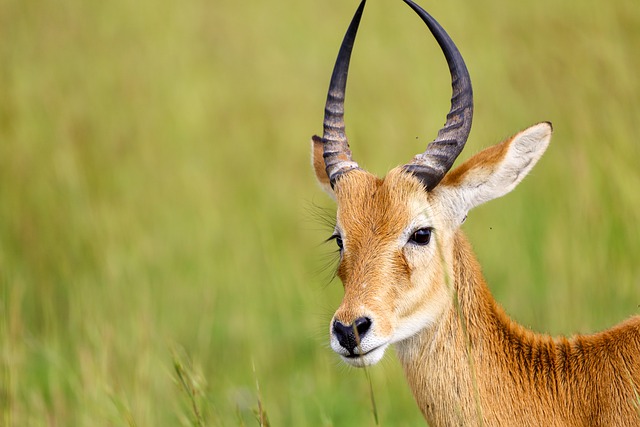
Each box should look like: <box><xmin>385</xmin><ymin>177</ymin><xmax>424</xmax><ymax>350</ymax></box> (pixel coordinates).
<box><xmin>320</xmin><ymin>0</ymin><xmax>367</xmax><ymax>180</ymax></box>
<box><xmin>401</xmin><ymin>0</ymin><xmax>473</xmax><ymax>189</ymax></box>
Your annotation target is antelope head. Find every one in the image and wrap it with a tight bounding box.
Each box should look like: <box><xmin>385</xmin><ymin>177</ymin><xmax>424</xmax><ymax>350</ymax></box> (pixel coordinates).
<box><xmin>312</xmin><ymin>0</ymin><xmax>552</xmax><ymax>368</ymax></box>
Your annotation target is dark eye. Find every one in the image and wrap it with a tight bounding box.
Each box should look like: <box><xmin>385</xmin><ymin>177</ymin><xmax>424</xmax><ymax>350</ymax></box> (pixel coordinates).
<box><xmin>328</xmin><ymin>234</ymin><xmax>343</xmax><ymax>250</ymax></box>
<box><xmin>410</xmin><ymin>228</ymin><xmax>432</xmax><ymax>245</ymax></box>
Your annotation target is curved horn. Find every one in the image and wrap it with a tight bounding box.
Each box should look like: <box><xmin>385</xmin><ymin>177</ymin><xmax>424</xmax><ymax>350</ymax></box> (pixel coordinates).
<box><xmin>402</xmin><ymin>0</ymin><xmax>474</xmax><ymax>191</ymax></box>
<box><xmin>321</xmin><ymin>0</ymin><xmax>366</xmax><ymax>187</ymax></box>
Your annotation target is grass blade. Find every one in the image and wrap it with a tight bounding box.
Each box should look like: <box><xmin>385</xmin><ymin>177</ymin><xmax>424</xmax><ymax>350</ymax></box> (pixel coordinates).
<box><xmin>172</xmin><ymin>347</ymin><xmax>206</xmax><ymax>427</ymax></box>
<box><xmin>354</xmin><ymin>326</ymin><xmax>379</xmax><ymax>426</ymax></box>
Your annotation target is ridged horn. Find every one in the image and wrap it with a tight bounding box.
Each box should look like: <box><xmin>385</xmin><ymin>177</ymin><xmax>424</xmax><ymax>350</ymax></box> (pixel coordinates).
<box><xmin>402</xmin><ymin>0</ymin><xmax>474</xmax><ymax>191</ymax></box>
<box><xmin>319</xmin><ymin>0</ymin><xmax>366</xmax><ymax>187</ymax></box>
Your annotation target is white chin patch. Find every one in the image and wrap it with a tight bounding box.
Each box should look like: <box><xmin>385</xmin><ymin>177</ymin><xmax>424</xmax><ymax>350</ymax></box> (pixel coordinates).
<box><xmin>340</xmin><ymin>344</ymin><xmax>389</xmax><ymax>367</ymax></box>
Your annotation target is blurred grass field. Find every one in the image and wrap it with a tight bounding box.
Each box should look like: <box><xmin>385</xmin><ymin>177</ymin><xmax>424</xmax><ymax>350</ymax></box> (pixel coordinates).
<box><xmin>1</xmin><ymin>0</ymin><xmax>639</xmax><ymax>425</ymax></box>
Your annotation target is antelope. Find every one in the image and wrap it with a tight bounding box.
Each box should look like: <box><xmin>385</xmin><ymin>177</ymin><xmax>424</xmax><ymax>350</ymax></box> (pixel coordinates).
<box><xmin>311</xmin><ymin>0</ymin><xmax>640</xmax><ymax>425</ymax></box>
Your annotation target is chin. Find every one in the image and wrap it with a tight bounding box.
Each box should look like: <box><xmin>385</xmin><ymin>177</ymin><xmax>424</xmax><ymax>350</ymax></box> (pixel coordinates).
<box><xmin>340</xmin><ymin>344</ymin><xmax>389</xmax><ymax>367</ymax></box>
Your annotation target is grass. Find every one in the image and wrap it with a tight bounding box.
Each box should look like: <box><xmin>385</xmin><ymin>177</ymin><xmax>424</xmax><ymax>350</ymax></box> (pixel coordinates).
<box><xmin>172</xmin><ymin>347</ymin><xmax>207</xmax><ymax>427</ymax></box>
<box><xmin>1</xmin><ymin>0</ymin><xmax>639</xmax><ymax>425</ymax></box>
<box><xmin>354</xmin><ymin>325</ymin><xmax>380</xmax><ymax>426</ymax></box>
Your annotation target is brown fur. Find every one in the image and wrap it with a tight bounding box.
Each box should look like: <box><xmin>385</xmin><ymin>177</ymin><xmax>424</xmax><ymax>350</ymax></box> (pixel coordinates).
<box><xmin>400</xmin><ymin>232</ymin><xmax>640</xmax><ymax>426</ymax></box>
<box><xmin>442</xmin><ymin>137</ymin><xmax>512</xmax><ymax>187</ymax></box>
<box><xmin>313</xmin><ymin>125</ymin><xmax>640</xmax><ymax>426</ymax></box>
<box><xmin>312</xmin><ymin>136</ymin><xmax>332</xmax><ymax>193</ymax></box>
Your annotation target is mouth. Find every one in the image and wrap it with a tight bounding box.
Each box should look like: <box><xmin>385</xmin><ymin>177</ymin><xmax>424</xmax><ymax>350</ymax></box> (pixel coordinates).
<box><xmin>339</xmin><ymin>344</ymin><xmax>388</xmax><ymax>367</ymax></box>
<box><xmin>344</xmin><ymin>345</ymin><xmax>383</xmax><ymax>359</ymax></box>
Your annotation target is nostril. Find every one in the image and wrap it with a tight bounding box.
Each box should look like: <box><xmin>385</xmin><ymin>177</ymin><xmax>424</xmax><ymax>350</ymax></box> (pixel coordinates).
<box><xmin>333</xmin><ymin>320</ymin><xmax>350</xmax><ymax>339</ymax></box>
<box><xmin>354</xmin><ymin>316</ymin><xmax>372</xmax><ymax>337</ymax></box>
<box><xmin>332</xmin><ymin>320</ymin><xmax>352</xmax><ymax>351</ymax></box>
<box><xmin>333</xmin><ymin>317</ymin><xmax>373</xmax><ymax>353</ymax></box>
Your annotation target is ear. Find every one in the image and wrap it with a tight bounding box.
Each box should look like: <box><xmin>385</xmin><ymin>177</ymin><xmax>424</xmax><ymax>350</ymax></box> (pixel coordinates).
<box><xmin>311</xmin><ymin>135</ymin><xmax>335</xmax><ymax>198</ymax></box>
<box><xmin>439</xmin><ymin>122</ymin><xmax>552</xmax><ymax>222</ymax></box>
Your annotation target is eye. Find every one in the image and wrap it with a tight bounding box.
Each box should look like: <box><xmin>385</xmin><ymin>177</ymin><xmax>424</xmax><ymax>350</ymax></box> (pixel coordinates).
<box><xmin>410</xmin><ymin>228</ymin><xmax>432</xmax><ymax>245</ymax></box>
<box><xmin>329</xmin><ymin>234</ymin><xmax>343</xmax><ymax>250</ymax></box>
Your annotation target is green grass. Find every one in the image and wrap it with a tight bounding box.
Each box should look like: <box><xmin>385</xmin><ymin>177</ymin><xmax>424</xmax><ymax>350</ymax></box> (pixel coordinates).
<box><xmin>1</xmin><ymin>0</ymin><xmax>639</xmax><ymax>425</ymax></box>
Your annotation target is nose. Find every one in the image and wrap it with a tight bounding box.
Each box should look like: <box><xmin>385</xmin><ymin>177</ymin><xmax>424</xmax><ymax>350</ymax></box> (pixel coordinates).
<box><xmin>333</xmin><ymin>317</ymin><xmax>372</xmax><ymax>354</ymax></box>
